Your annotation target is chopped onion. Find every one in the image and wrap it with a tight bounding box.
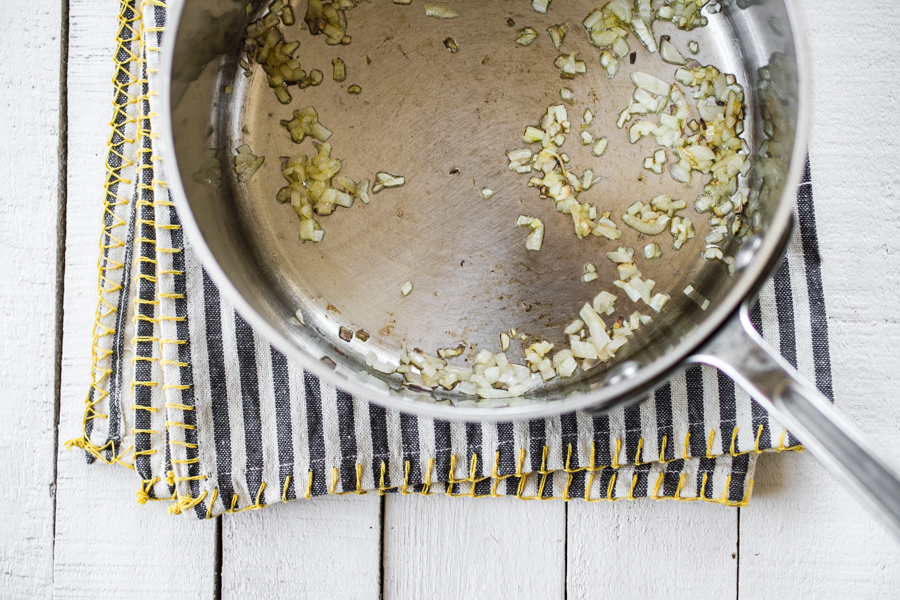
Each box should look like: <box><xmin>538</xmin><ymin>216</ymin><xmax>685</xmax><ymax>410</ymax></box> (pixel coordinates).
<box><xmin>556</xmin><ymin>53</ymin><xmax>587</xmax><ymax>79</ymax></box>
<box><xmin>373</xmin><ymin>172</ymin><xmax>405</xmax><ymax>193</ymax></box>
<box><xmin>591</xmin><ymin>138</ymin><xmax>609</xmax><ymax>157</ymax></box>
<box><xmin>516</xmin><ymin>27</ymin><xmax>539</xmax><ymax>45</ymax></box>
<box><xmin>332</xmin><ymin>57</ymin><xmax>346</xmax><ymax>81</ymax></box>
<box><xmin>688</xmin><ymin>40</ymin><xmax>700</xmax><ymax>54</ymax></box>
<box><xmin>564</xmin><ymin>319</ymin><xmax>584</xmax><ymax>335</ymax></box>
<box><xmin>670</xmin><ymin>216</ymin><xmax>695</xmax><ymax>250</ymax></box>
<box><xmin>481</xmin><ymin>187</ymin><xmax>495</xmax><ymax>199</ymax></box>
<box><xmin>644</xmin><ymin>243</ymin><xmax>661</xmax><ymax>259</ymax></box>
<box><xmin>347</xmin><ymin>84</ymin><xmax>362</xmax><ymax>94</ymax></box>
<box><xmin>401</xmin><ymin>281</ymin><xmax>414</xmax><ymax>296</ymax></box>
<box><xmin>631</xmin><ymin>71</ymin><xmax>670</xmax><ymax>96</ymax></box>
<box><xmin>517</xmin><ymin>215</ymin><xmax>545</xmax><ymax>251</ymax></box>
<box><xmin>547</xmin><ymin>22</ymin><xmax>569</xmax><ymax>50</ymax></box>
<box><xmin>684</xmin><ymin>285</ymin><xmax>710</xmax><ymax>310</ymax></box>
<box><xmin>294</xmin><ymin>307</ymin><xmax>305</xmax><ymax>325</ymax></box>
<box><xmin>592</xmin><ymin>291</ymin><xmax>617</xmax><ymax>315</ymax></box>
<box><xmin>424</xmin><ymin>4</ymin><xmax>458</xmax><ymax>19</ymax></box>
<box><xmin>702</xmin><ymin>245</ymin><xmax>724</xmax><ymax>261</ymax></box>
<box><xmin>500</xmin><ymin>332</ymin><xmax>510</xmax><ymax>351</ymax></box>
<box><xmin>606</xmin><ymin>246</ymin><xmax>634</xmax><ymax>263</ymax></box>
<box><xmin>438</xmin><ymin>344</ymin><xmax>466</xmax><ymax>358</ymax></box>
<box><xmin>579</xmin><ymin>130</ymin><xmax>593</xmax><ymax>145</ymax></box>
<box><xmin>280</xmin><ymin>106</ymin><xmax>333</xmax><ymax>144</ymax></box>
<box><xmin>559</xmin><ymin>87</ymin><xmax>575</xmax><ymax>105</ymax></box>
<box><xmin>582</xmin><ymin>109</ymin><xmax>593</xmax><ymax>128</ymax></box>
<box><xmin>659</xmin><ymin>39</ymin><xmax>686</xmax><ymax>65</ymax></box>
<box><xmin>648</xmin><ymin>293</ymin><xmax>670</xmax><ymax>313</ymax></box>
<box><xmin>532</xmin><ymin>0</ymin><xmax>551</xmax><ymax>14</ymax></box>
<box><xmin>443</xmin><ymin>37</ymin><xmax>459</xmax><ymax>53</ymax></box>
<box><xmin>234</xmin><ymin>146</ymin><xmax>265</xmax><ymax>182</ymax></box>
<box><xmin>582</xmin><ymin>262</ymin><xmax>598</xmax><ymax>283</ymax></box>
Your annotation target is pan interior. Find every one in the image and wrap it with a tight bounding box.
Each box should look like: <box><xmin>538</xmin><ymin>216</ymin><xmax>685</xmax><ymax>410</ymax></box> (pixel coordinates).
<box><xmin>170</xmin><ymin>0</ymin><xmax>794</xmax><ymax>411</ymax></box>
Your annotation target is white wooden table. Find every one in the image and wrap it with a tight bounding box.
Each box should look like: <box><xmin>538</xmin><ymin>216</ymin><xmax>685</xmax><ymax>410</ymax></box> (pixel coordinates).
<box><xmin>3</xmin><ymin>1</ymin><xmax>900</xmax><ymax>597</ymax></box>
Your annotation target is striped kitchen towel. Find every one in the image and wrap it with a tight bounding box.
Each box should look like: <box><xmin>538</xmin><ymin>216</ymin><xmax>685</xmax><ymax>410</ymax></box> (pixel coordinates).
<box><xmin>68</xmin><ymin>0</ymin><xmax>832</xmax><ymax>518</ymax></box>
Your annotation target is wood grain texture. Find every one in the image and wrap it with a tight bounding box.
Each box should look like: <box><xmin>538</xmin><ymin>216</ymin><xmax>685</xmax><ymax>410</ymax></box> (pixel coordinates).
<box><xmin>0</xmin><ymin>0</ymin><xmax>63</xmax><ymax>597</ymax></box>
<box><xmin>383</xmin><ymin>494</ymin><xmax>566</xmax><ymax>600</ymax></box>
<box><xmin>567</xmin><ymin>501</ymin><xmax>738</xmax><ymax>599</ymax></box>
<box><xmin>222</xmin><ymin>496</ymin><xmax>381</xmax><ymax>600</ymax></box>
<box><xmin>739</xmin><ymin>1</ymin><xmax>900</xmax><ymax>596</ymax></box>
<box><xmin>52</xmin><ymin>2</ymin><xmax>216</xmax><ymax>598</ymax></box>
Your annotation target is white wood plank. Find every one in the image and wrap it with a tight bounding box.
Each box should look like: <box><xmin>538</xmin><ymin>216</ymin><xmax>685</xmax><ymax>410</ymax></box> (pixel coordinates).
<box><xmin>383</xmin><ymin>494</ymin><xmax>566</xmax><ymax>599</ymax></box>
<box><xmin>739</xmin><ymin>0</ymin><xmax>900</xmax><ymax>596</ymax></box>
<box><xmin>52</xmin><ymin>2</ymin><xmax>217</xmax><ymax>597</ymax></box>
<box><xmin>0</xmin><ymin>1</ymin><xmax>63</xmax><ymax>597</ymax></box>
<box><xmin>567</xmin><ymin>501</ymin><xmax>737</xmax><ymax>598</ymax></box>
<box><xmin>222</xmin><ymin>496</ymin><xmax>382</xmax><ymax>599</ymax></box>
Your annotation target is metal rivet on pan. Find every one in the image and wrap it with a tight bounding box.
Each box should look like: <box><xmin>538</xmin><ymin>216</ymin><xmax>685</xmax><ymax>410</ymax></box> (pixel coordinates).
<box><xmin>604</xmin><ymin>360</ymin><xmax>641</xmax><ymax>387</ymax></box>
<box><xmin>734</xmin><ymin>233</ymin><xmax>764</xmax><ymax>272</ymax></box>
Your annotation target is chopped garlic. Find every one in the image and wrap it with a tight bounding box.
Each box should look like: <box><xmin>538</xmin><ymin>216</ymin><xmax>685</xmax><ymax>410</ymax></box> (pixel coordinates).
<box><xmin>401</xmin><ymin>281</ymin><xmax>413</xmax><ymax>296</ymax></box>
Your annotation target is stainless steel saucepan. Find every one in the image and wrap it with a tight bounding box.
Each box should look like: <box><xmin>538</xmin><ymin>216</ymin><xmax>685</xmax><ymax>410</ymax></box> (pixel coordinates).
<box><xmin>161</xmin><ymin>0</ymin><xmax>900</xmax><ymax>536</ymax></box>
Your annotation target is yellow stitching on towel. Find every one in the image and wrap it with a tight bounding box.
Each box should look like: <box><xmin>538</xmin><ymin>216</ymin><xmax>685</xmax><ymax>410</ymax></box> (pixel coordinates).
<box><xmin>135</xmin><ymin>477</ymin><xmax>160</xmax><ymax>504</ymax></box>
<box><xmin>206</xmin><ymin>488</ymin><xmax>219</xmax><ymax>519</ymax></box>
<box><xmin>537</xmin><ymin>446</ymin><xmax>561</xmax><ymax>501</ymax></box>
<box><xmin>730</xmin><ymin>427</ymin><xmax>740</xmax><ymax>455</ymax></box>
<box><xmin>282</xmin><ymin>475</ymin><xmax>291</xmax><ymax>502</ymax></box>
<box><xmin>165</xmin><ymin>402</ymin><xmax>194</xmax><ymax>411</ymax></box>
<box><xmin>707</xmin><ymin>429</ymin><xmax>717</xmax><ymax>458</ymax></box>
<box><xmin>675</xmin><ymin>472</ymin><xmax>687</xmax><ymax>499</ymax></box>
<box><xmin>562</xmin><ymin>473</ymin><xmax>574</xmax><ymax>501</ymax></box>
<box><xmin>169</xmin><ymin>490</ymin><xmax>208</xmax><ymax>516</ymax></box>
<box><xmin>421</xmin><ymin>458</ymin><xmax>434</xmax><ymax>496</ymax></box>
<box><xmin>305</xmin><ymin>471</ymin><xmax>313</xmax><ymax>499</ymax></box>
<box><xmin>170</xmin><ymin>440</ymin><xmax>198</xmax><ymax>449</ymax></box>
<box><xmin>354</xmin><ymin>463</ymin><xmax>366</xmax><ymax>495</ymax></box>
<box><xmin>613</xmin><ymin>438</ymin><xmax>623</xmax><ymax>468</ymax></box>
<box><xmin>71</xmin><ymin>0</ymin><xmax>142</xmax><ymax>466</ymax></box>
<box><xmin>652</xmin><ymin>471</ymin><xmax>664</xmax><ymax>499</ymax></box>
<box><xmin>399</xmin><ymin>461</ymin><xmax>413</xmax><ymax>495</ymax></box>
<box><xmin>378</xmin><ymin>460</ymin><xmax>388</xmax><ymax>496</ymax></box>
<box><xmin>634</xmin><ymin>438</ymin><xmax>644</xmax><ymax>465</ymax></box>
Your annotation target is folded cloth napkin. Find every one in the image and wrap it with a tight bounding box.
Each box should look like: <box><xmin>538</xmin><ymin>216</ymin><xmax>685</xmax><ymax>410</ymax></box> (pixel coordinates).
<box><xmin>69</xmin><ymin>0</ymin><xmax>833</xmax><ymax>518</ymax></box>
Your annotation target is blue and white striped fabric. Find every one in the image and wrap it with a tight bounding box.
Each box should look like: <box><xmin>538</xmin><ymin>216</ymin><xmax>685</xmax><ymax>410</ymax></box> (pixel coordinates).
<box><xmin>74</xmin><ymin>0</ymin><xmax>833</xmax><ymax>518</ymax></box>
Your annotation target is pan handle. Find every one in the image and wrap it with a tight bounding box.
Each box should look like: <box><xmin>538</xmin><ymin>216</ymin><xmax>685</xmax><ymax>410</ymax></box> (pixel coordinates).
<box><xmin>689</xmin><ymin>302</ymin><xmax>900</xmax><ymax>540</ymax></box>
